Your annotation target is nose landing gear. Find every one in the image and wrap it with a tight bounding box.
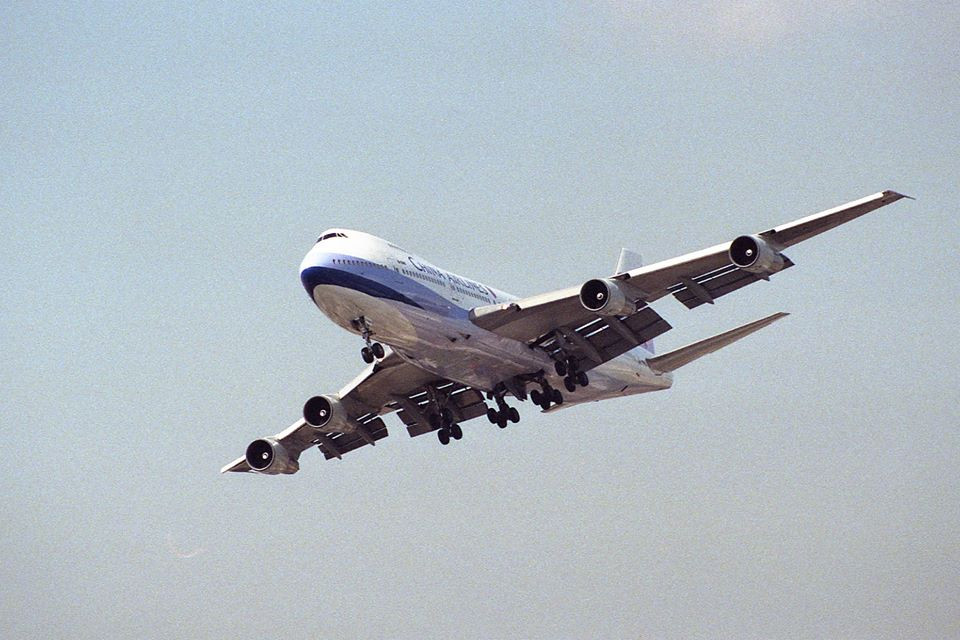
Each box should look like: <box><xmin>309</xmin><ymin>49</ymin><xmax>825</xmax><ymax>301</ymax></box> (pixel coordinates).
<box><xmin>353</xmin><ymin>316</ymin><xmax>385</xmax><ymax>363</ymax></box>
<box><xmin>360</xmin><ymin>342</ymin><xmax>385</xmax><ymax>364</ymax></box>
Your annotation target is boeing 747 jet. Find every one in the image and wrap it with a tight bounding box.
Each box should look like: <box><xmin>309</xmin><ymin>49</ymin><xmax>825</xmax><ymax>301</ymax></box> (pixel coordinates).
<box><xmin>222</xmin><ymin>191</ymin><xmax>909</xmax><ymax>475</ymax></box>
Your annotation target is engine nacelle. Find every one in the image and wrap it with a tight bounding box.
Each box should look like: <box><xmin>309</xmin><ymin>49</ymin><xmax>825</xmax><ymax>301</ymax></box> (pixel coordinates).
<box><xmin>579</xmin><ymin>278</ymin><xmax>637</xmax><ymax>316</ymax></box>
<box><xmin>303</xmin><ymin>394</ymin><xmax>353</xmax><ymax>433</ymax></box>
<box><xmin>729</xmin><ymin>235</ymin><xmax>786</xmax><ymax>274</ymax></box>
<box><xmin>245</xmin><ymin>438</ymin><xmax>299</xmax><ymax>475</ymax></box>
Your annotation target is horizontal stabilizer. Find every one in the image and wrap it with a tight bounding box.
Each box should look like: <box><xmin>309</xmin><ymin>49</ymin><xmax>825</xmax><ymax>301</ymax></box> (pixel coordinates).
<box><xmin>646</xmin><ymin>312</ymin><xmax>788</xmax><ymax>373</ymax></box>
<box><xmin>221</xmin><ymin>456</ymin><xmax>249</xmax><ymax>474</ymax></box>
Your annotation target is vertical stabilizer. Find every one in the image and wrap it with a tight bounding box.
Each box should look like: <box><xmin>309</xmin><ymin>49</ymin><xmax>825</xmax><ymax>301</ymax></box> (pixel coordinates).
<box><xmin>615</xmin><ymin>248</ymin><xmax>653</xmax><ymax>351</ymax></box>
<box><xmin>615</xmin><ymin>248</ymin><xmax>644</xmax><ymax>275</ymax></box>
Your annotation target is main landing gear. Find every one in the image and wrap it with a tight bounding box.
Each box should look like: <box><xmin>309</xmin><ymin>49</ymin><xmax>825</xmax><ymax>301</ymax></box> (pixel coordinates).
<box><xmin>485</xmin><ymin>389</ymin><xmax>521</xmax><ymax>429</ymax></box>
<box><xmin>529</xmin><ymin>378</ymin><xmax>564</xmax><ymax>411</ymax></box>
<box><xmin>432</xmin><ymin>368</ymin><xmax>576</xmax><ymax>446</ymax></box>
<box><xmin>353</xmin><ymin>316</ymin><xmax>385</xmax><ymax>363</ymax></box>
<box><xmin>553</xmin><ymin>357</ymin><xmax>589</xmax><ymax>393</ymax></box>
<box><xmin>431</xmin><ymin>407</ymin><xmax>462</xmax><ymax>445</ymax></box>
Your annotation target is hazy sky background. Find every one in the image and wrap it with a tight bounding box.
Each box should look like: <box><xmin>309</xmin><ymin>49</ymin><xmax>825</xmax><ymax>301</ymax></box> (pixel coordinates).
<box><xmin>2</xmin><ymin>2</ymin><xmax>958</xmax><ymax>638</ymax></box>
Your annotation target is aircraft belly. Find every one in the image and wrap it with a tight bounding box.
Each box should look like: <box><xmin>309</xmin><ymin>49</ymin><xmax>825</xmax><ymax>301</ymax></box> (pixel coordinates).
<box><xmin>312</xmin><ymin>284</ymin><xmax>417</xmax><ymax>344</ymax></box>
<box><xmin>547</xmin><ymin>354</ymin><xmax>673</xmax><ymax>408</ymax></box>
<box><xmin>312</xmin><ymin>285</ymin><xmax>670</xmax><ymax>397</ymax></box>
<box><xmin>312</xmin><ymin>285</ymin><xmax>554</xmax><ymax>390</ymax></box>
<box><xmin>390</xmin><ymin>310</ymin><xmax>555</xmax><ymax>390</ymax></box>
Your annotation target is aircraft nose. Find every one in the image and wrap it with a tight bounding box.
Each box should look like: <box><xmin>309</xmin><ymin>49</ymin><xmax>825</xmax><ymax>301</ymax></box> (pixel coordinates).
<box><xmin>300</xmin><ymin>244</ymin><xmax>331</xmax><ymax>298</ymax></box>
<box><xmin>299</xmin><ymin>244</ymin><xmax>321</xmax><ymax>275</ymax></box>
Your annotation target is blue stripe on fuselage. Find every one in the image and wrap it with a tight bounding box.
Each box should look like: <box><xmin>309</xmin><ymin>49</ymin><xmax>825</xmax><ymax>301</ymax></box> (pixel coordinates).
<box><xmin>300</xmin><ymin>253</ymin><xmax>469</xmax><ymax>319</ymax></box>
<box><xmin>301</xmin><ymin>266</ymin><xmax>423</xmax><ymax>308</ymax></box>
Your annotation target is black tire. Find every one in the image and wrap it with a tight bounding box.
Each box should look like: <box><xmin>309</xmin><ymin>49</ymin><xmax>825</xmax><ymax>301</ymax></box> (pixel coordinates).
<box><xmin>508</xmin><ymin>407</ymin><xmax>520</xmax><ymax>423</ymax></box>
<box><xmin>563</xmin><ymin>377</ymin><xmax>576</xmax><ymax>393</ymax></box>
<box><xmin>497</xmin><ymin>415</ymin><xmax>508</xmax><ymax>429</ymax></box>
<box><xmin>551</xmin><ymin>388</ymin><xmax>563</xmax><ymax>405</ymax></box>
<box><xmin>486</xmin><ymin>407</ymin><xmax>498</xmax><ymax>423</ymax></box>
<box><xmin>361</xmin><ymin>347</ymin><xmax>374</xmax><ymax>363</ymax></box>
<box><xmin>554</xmin><ymin>360</ymin><xmax>567</xmax><ymax>376</ymax></box>
<box><xmin>438</xmin><ymin>428</ymin><xmax>450</xmax><ymax>445</ymax></box>
<box><xmin>576</xmin><ymin>371</ymin><xmax>589</xmax><ymax>387</ymax></box>
<box><xmin>450</xmin><ymin>424</ymin><xmax>462</xmax><ymax>440</ymax></box>
<box><xmin>530</xmin><ymin>389</ymin><xmax>542</xmax><ymax>405</ymax></box>
<box><xmin>538</xmin><ymin>394</ymin><xmax>551</xmax><ymax>410</ymax></box>
<box><xmin>371</xmin><ymin>342</ymin><xmax>385</xmax><ymax>359</ymax></box>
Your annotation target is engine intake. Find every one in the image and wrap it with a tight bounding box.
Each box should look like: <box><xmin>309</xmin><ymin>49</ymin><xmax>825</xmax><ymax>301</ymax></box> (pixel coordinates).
<box><xmin>303</xmin><ymin>394</ymin><xmax>352</xmax><ymax>433</ymax></box>
<box><xmin>579</xmin><ymin>278</ymin><xmax>637</xmax><ymax>316</ymax></box>
<box><xmin>729</xmin><ymin>235</ymin><xmax>786</xmax><ymax>274</ymax></box>
<box><xmin>245</xmin><ymin>438</ymin><xmax>299</xmax><ymax>475</ymax></box>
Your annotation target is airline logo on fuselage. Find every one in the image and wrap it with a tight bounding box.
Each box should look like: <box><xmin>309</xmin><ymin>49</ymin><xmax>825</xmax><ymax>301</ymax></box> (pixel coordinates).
<box><xmin>408</xmin><ymin>256</ymin><xmax>497</xmax><ymax>300</ymax></box>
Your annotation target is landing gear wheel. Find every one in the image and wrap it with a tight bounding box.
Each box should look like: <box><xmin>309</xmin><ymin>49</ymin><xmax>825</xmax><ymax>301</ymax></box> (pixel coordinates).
<box><xmin>486</xmin><ymin>407</ymin><xmax>499</xmax><ymax>423</ymax></box>
<box><xmin>508</xmin><ymin>407</ymin><xmax>520</xmax><ymax>423</ymax></box>
<box><xmin>450</xmin><ymin>424</ymin><xmax>462</xmax><ymax>440</ymax></box>
<box><xmin>497</xmin><ymin>414</ymin><xmax>508</xmax><ymax>429</ymax></box>
<box><xmin>361</xmin><ymin>346</ymin><xmax>374</xmax><ymax>363</ymax></box>
<box><xmin>371</xmin><ymin>342</ymin><xmax>385</xmax><ymax>359</ymax></box>
<box><xmin>438</xmin><ymin>428</ymin><xmax>450</xmax><ymax>445</ymax></box>
<box><xmin>554</xmin><ymin>360</ymin><xmax>567</xmax><ymax>377</ymax></box>
<box><xmin>530</xmin><ymin>389</ymin><xmax>542</xmax><ymax>405</ymax></box>
<box><xmin>576</xmin><ymin>371</ymin><xmax>589</xmax><ymax>387</ymax></box>
<box><xmin>551</xmin><ymin>388</ymin><xmax>563</xmax><ymax>405</ymax></box>
<box><xmin>563</xmin><ymin>376</ymin><xmax>576</xmax><ymax>393</ymax></box>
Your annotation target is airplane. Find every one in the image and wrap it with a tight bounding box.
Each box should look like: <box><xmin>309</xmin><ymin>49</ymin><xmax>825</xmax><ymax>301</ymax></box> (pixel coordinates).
<box><xmin>222</xmin><ymin>190</ymin><xmax>910</xmax><ymax>475</ymax></box>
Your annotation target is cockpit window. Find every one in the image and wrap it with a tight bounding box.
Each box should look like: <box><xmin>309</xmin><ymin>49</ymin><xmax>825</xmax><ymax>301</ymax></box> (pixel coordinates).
<box><xmin>316</xmin><ymin>232</ymin><xmax>348</xmax><ymax>243</ymax></box>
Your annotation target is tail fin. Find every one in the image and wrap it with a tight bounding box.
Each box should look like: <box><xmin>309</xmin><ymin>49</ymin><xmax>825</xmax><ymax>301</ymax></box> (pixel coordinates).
<box><xmin>646</xmin><ymin>312</ymin><xmax>788</xmax><ymax>374</ymax></box>
<box><xmin>614</xmin><ymin>248</ymin><xmax>643</xmax><ymax>274</ymax></box>
<box><xmin>615</xmin><ymin>248</ymin><xmax>654</xmax><ymax>350</ymax></box>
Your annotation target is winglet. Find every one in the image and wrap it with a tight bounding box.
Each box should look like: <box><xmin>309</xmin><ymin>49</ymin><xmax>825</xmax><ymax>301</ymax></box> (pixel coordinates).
<box><xmin>646</xmin><ymin>312</ymin><xmax>788</xmax><ymax>374</ymax></box>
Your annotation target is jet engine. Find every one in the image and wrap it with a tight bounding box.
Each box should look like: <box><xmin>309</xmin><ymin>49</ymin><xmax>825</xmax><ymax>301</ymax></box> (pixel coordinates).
<box><xmin>579</xmin><ymin>278</ymin><xmax>637</xmax><ymax>316</ymax></box>
<box><xmin>303</xmin><ymin>394</ymin><xmax>353</xmax><ymax>433</ymax></box>
<box><xmin>728</xmin><ymin>235</ymin><xmax>786</xmax><ymax>274</ymax></box>
<box><xmin>245</xmin><ymin>438</ymin><xmax>299</xmax><ymax>475</ymax></box>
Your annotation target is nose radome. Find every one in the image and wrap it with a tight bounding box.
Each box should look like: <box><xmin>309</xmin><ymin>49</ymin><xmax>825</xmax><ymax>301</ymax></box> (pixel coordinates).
<box><xmin>300</xmin><ymin>244</ymin><xmax>333</xmax><ymax>298</ymax></box>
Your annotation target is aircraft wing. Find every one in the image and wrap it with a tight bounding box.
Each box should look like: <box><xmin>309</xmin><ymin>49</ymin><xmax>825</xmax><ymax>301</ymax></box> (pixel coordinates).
<box><xmin>470</xmin><ymin>191</ymin><xmax>908</xmax><ymax>360</ymax></box>
<box><xmin>221</xmin><ymin>351</ymin><xmax>489</xmax><ymax>473</ymax></box>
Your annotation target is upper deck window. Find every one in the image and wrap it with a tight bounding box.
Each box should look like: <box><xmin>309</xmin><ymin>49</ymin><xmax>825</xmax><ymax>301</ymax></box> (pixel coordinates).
<box><xmin>316</xmin><ymin>232</ymin><xmax>348</xmax><ymax>243</ymax></box>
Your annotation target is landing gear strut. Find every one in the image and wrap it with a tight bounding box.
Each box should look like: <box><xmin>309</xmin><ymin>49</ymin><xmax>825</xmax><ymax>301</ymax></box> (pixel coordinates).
<box><xmin>432</xmin><ymin>406</ymin><xmax>462</xmax><ymax>446</ymax></box>
<box><xmin>555</xmin><ymin>356</ymin><xmax>589</xmax><ymax>393</ymax></box>
<box><xmin>530</xmin><ymin>377</ymin><xmax>563</xmax><ymax>411</ymax></box>
<box><xmin>486</xmin><ymin>388</ymin><xmax>521</xmax><ymax>429</ymax></box>
<box><xmin>353</xmin><ymin>316</ymin><xmax>385</xmax><ymax>363</ymax></box>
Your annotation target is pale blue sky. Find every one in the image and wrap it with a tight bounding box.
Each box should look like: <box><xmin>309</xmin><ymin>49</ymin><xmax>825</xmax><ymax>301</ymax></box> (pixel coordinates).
<box><xmin>2</xmin><ymin>3</ymin><xmax>958</xmax><ymax>638</ymax></box>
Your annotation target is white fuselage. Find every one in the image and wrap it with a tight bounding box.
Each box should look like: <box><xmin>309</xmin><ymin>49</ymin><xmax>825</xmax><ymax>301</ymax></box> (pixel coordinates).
<box><xmin>299</xmin><ymin>229</ymin><xmax>672</xmax><ymax>406</ymax></box>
